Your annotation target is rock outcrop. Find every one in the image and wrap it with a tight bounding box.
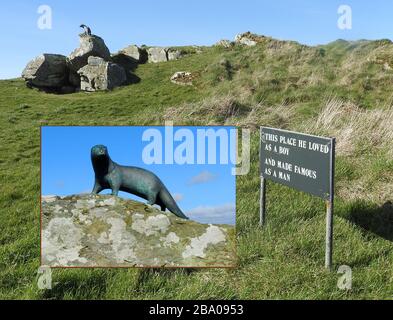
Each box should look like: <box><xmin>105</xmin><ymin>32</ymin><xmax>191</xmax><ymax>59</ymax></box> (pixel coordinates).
<box><xmin>111</xmin><ymin>54</ymin><xmax>141</xmax><ymax>84</ymax></box>
<box><xmin>215</xmin><ymin>39</ymin><xmax>234</xmax><ymax>48</ymax></box>
<box><xmin>41</xmin><ymin>194</ymin><xmax>236</xmax><ymax>267</ymax></box>
<box><xmin>117</xmin><ymin>45</ymin><xmax>148</xmax><ymax>64</ymax></box>
<box><xmin>170</xmin><ymin>71</ymin><xmax>194</xmax><ymax>86</ymax></box>
<box><xmin>147</xmin><ymin>47</ymin><xmax>168</xmax><ymax>63</ymax></box>
<box><xmin>21</xmin><ymin>31</ymin><xmax>195</xmax><ymax>93</ymax></box>
<box><xmin>147</xmin><ymin>47</ymin><xmax>184</xmax><ymax>63</ymax></box>
<box><xmin>67</xmin><ymin>34</ymin><xmax>111</xmax><ymax>72</ymax></box>
<box><xmin>22</xmin><ymin>54</ymin><xmax>68</xmax><ymax>88</ymax></box>
<box><xmin>235</xmin><ymin>31</ymin><xmax>266</xmax><ymax>46</ymax></box>
<box><xmin>167</xmin><ymin>48</ymin><xmax>183</xmax><ymax>61</ymax></box>
<box><xmin>22</xmin><ymin>33</ymin><xmax>127</xmax><ymax>93</ymax></box>
<box><xmin>78</xmin><ymin>56</ymin><xmax>127</xmax><ymax>92</ymax></box>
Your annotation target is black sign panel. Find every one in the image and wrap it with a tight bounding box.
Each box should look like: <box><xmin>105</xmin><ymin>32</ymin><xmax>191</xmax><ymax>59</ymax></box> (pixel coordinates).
<box><xmin>260</xmin><ymin>127</ymin><xmax>335</xmax><ymax>200</ymax></box>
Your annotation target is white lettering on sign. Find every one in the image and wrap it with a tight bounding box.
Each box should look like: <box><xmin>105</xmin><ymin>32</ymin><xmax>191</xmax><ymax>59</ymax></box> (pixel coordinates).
<box><xmin>278</xmin><ymin>171</ymin><xmax>291</xmax><ymax>182</ymax></box>
<box><xmin>260</xmin><ymin>127</ymin><xmax>333</xmax><ymax>199</ymax></box>
<box><xmin>265</xmin><ymin>158</ymin><xmax>276</xmax><ymax>166</ymax></box>
<box><xmin>279</xmin><ymin>136</ymin><xmax>297</xmax><ymax>146</ymax></box>
<box><xmin>294</xmin><ymin>165</ymin><xmax>317</xmax><ymax>179</ymax></box>
<box><xmin>308</xmin><ymin>142</ymin><xmax>329</xmax><ymax>153</ymax></box>
<box><xmin>264</xmin><ymin>133</ymin><xmax>278</xmax><ymax>142</ymax></box>
<box><xmin>279</xmin><ymin>146</ymin><xmax>289</xmax><ymax>155</ymax></box>
<box><xmin>277</xmin><ymin>161</ymin><xmax>292</xmax><ymax>171</ymax></box>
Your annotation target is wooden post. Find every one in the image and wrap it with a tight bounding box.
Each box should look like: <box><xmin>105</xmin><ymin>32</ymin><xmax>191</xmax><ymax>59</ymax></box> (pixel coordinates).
<box><xmin>325</xmin><ymin>138</ymin><xmax>335</xmax><ymax>270</ymax></box>
<box><xmin>260</xmin><ymin>177</ymin><xmax>266</xmax><ymax>226</ymax></box>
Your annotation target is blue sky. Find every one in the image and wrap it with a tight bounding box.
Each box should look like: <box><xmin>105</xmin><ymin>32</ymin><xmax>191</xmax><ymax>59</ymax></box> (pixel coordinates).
<box><xmin>1</xmin><ymin>1</ymin><xmax>393</xmax><ymax>79</ymax></box>
<box><xmin>41</xmin><ymin>126</ymin><xmax>236</xmax><ymax>225</ymax></box>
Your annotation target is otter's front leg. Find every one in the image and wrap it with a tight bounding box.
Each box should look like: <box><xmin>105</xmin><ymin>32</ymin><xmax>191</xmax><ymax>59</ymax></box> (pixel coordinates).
<box><xmin>92</xmin><ymin>179</ymin><xmax>103</xmax><ymax>194</ymax></box>
<box><xmin>109</xmin><ymin>177</ymin><xmax>121</xmax><ymax>196</ymax></box>
<box><xmin>146</xmin><ymin>192</ymin><xmax>157</xmax><ymax>206</ymax></box>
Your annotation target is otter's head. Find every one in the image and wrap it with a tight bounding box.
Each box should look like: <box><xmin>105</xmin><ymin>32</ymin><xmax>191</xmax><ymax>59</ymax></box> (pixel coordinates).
<box><xmin>91</xmin><ymin>145</ymin><xmax>109</xmax><ymax>159</ymax></box>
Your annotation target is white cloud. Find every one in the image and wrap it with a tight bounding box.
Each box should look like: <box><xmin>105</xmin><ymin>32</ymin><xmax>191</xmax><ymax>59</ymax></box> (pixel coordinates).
<box><xmin>186</xmin><ymin>203</ymin><xmax>235</xmax><ymax>219</ymax></box>
<box><xmin>188</xmin><ymin>171</ymin><xmax>217</xmax><ymax>185</ymax></box>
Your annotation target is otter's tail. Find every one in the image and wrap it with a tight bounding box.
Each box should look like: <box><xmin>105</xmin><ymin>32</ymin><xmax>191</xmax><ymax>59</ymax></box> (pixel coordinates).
<box><xmin>159</xmin><ymin>187</ymin><xmax>189</xmax><ymax>219</ymax></box>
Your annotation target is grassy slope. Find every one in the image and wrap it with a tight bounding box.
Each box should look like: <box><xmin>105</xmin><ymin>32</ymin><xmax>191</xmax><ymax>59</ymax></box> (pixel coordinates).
<box><xmin>0</xmin><ymin>38</ymin><xmax>392</xmax><ymax>299</ymax></box>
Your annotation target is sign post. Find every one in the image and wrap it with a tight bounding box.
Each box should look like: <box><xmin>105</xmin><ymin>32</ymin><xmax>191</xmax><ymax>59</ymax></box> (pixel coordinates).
<box><xmin>259</xmin><ymin>176</ymin><xmax>266</xmax><ymax>226</ymax></box>
<box><xmin>325</xmin><ymin>139</ymin><xmax>335</xmax><ymax>269</ymax></box>
<box><xmin>259</xmin><ymin>127</ymin><xmax>335</xmax><ymax>269</ymax></box>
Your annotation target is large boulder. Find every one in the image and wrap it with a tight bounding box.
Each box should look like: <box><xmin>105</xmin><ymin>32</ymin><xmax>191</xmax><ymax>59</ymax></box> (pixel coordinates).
<box><xmin>21</xmin><ymin>54</ymin><xmax>68</xmax><ymax>88</ymax></box>
<box><xmin>110</xmin><ymin>53</ymin><xmax>141</xmax><ymax>85</ymax></box>
<box><xmin>117</xmin><ymin>45</ymin><xmax>148</xmax><ymax>64</ymax></box>
<box><xmin>147</xmin><ymin>47</ymin><xmax>168</xmax><ymax>63</ymax></box>
<box><xmin>77</xmin><ymin>56</ymin><xmax>126</xmax><ymax>92</ymax></box>
<box><xmin>68</xmin><ymin>70</ymin><xmax>80</xmax><ymax>88</ymax></box>
<box><xmin>167</xmin><ymin>48</ymin><xmax>183</xmax><ymax>61</ymax></box>
<box><xmin>68</xmin><ymin>34</ymin><xmax>111</xmax><ymax>72</ymax></box>
<box><xmin>41</xmin><ymin>194</ymin><xmax>236</xmax><ymax>267</ymax></box>
<box><xmin>147</xmin><ymin>47</ymin><xmax>184</xmax><ymax>63</ymax></box>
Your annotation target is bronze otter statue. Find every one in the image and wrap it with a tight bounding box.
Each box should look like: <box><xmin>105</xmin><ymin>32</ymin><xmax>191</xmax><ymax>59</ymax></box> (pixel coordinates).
<box><xmin>91</xmin><ymin>145</ymin><xmax>188</xmax><ymax>219</ymax></box>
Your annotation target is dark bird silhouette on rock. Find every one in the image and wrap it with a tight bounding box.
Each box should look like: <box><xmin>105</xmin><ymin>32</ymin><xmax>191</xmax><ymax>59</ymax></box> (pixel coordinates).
<box><xmin>80</xmin><ymin>24</ymin><xmax>92</xmax><ymax>36</ymax></box>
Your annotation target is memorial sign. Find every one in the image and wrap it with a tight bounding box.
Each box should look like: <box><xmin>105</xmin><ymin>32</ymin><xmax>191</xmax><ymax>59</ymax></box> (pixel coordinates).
<box><xmin>259</xmin><ymin>127</ymin><xmax>336</xmax><ymax>269</ymax></box>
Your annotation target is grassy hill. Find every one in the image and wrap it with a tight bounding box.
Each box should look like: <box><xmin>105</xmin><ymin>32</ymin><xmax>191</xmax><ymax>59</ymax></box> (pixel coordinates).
<box><xmin>0</xmin><ymin>36</ymin><xmax>392</xmax><ymax>299</ymax></box>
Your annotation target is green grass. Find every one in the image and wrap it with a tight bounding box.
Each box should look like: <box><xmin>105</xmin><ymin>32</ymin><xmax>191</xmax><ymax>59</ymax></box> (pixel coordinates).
<box><xmin>0</xmin><ymin>38</ymin><xmax>392</xmax><ymax>299</ymax></box>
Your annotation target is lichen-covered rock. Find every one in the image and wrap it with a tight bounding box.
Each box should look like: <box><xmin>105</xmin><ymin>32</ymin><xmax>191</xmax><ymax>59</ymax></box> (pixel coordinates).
<box><xmin>21</xmin><ymin>54</ymin><xmax>68</xmax><ymax>88</ymax></box>
<box><xmin>146</xmin><ymin>47</ymin><xmax>184</xmax><ymax>63</ymax></box>
<box><xmin>77</xmin><ymin>56</ymin><xmax>126</xmax><ymax>91</ymax></box>
<box><xmin>117</xmin><ymin>45</ymin><xmax>148</xmax><ymax>64</ymax></box>
<box><xmin>147</xmin><ymin>47</ymin><xmax>168</xmax><ymax>63</ymax></box>
<box><xmin>167</xmin><ymin>48</ymin><xmax>183</xmax><ymax>61</ymax></box>
<box><xmin>170</xmin><ymin>71</ymin><xmax>194</xmax><ymax>86</ymax></box>
<box><xmin>41</xmin><ymin>194</ymin><xmax>236</xmax><ymax>267</ymax></box>
<box><xmin>214</xmin><ymin>39</ymin><xmax>234</xmax><ymax>48</ymax></box>
<box><xmin>68</xmin><ymin>34</ymin><xmax>111</xmax><ymax>72</ymax></box>
<box><xmin>235</xmin><ymin>31</ymin><xmax>266</xmax><ymax>46</ymax></box>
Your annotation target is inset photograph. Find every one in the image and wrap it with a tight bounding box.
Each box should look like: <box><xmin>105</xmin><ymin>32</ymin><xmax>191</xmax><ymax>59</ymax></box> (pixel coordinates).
<box><xmin>41</xmin><ymin>126</ymin><xmax>236</xmax><ymax>267</ymax></box>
